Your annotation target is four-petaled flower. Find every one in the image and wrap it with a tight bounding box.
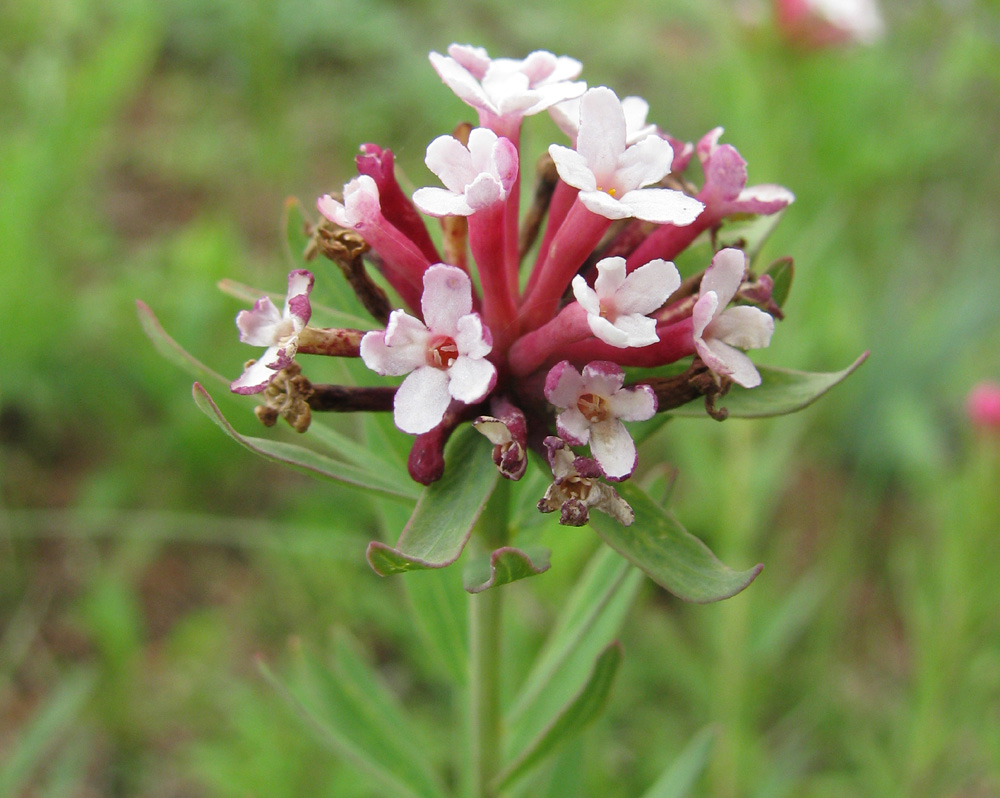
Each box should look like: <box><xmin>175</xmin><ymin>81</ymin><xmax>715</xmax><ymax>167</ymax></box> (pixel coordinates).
<box><xmin>693</xmin><ymin>248</ymin><xmax>775</xmax><ymax>388</ymax></box>
<box><xmin>572</xmin><ymin>256</ymin><xmax>680</xmax><ymax>348</ymax></box>
<box><xmin>231</xmin><ymin>270</ymin><xmax>314</xmax><ymax>395</ymax></box>
<box><xmin>360</xmin><ymin>265</ymin><xmax>497</xmax><ymax>434</ymax></box>
<box><xmin>548</xmin><ymin>87</ymin><xmax>704</xmax><ymax>224</ymax></box>
<box><xmin>545</xmin><ymin>361</ymin><xmax>657</xmax><ymax>480</ymax></box>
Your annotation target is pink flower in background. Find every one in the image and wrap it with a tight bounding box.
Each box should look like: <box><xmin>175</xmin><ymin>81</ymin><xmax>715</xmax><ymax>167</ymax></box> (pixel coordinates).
<box><xmin>774</xmin><ymin>0</ymin><xmax>885</xmax><ymax>47</ymax></box>
<box><xmin>231</xmin><ymin>270</ymin><xmax>313</xmax><ymax>394</ymax></box>
<box><xmin>967</xmin><ymin>382</ymin><xmax>1000</xmax><ymax>431</ymax></box>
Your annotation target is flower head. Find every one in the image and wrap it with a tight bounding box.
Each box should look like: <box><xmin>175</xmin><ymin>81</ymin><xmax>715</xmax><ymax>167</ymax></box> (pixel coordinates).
<box><xmin>537</xmin><ymin>437</ymin><xmax>635</xmax><ymax>526</ymax></box>
<box><xmin>231</xmin><ymin>270</ymin><xmax>313</xmax><ymax>394</ymax></box>
<box><xmin>360</xmin><ymin>265</ymin><xmax>496</xmax><ymax>434</ymax></box>
<box><xmin>692</xmin><ymin>249</ymin><xmax>775</xmax><ymax>388</ymax></box>
<box><xmin>545</xmin><ymin>361</ymin><xmax>657</xmax><ymax>480</ymax></box>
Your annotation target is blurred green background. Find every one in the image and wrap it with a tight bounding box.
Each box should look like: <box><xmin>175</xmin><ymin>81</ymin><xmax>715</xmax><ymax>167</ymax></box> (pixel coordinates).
<box><xmin>2</xmin><ymin>0</ymin><xmax>1000</xmax><ymax>794</ymax></box>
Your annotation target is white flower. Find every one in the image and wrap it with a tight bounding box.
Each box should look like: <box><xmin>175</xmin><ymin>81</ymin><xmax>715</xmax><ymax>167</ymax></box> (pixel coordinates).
<box><xmin>548</xmin><ymin>87</ymin><xmax>704</xmax><ymax>224</ymax></box>
<box><xmin>544</xmin><ymin>360</ymin><xmax>656</xmax><ymax>480</ymax></box>
<box><xmin>429</xmin><ymin>44</ymin><xmax>585</xmax><ymax>126</ymax></box>
<box><xmin>412</xmin><ymin>127</ymin><xmax>519</xmax><ymax>217</ymax></box>
<box><xmin>231</xmin><ymin>270</ymin><xmax>314</xmax><ymax>394</ymax></box>
<box><xmin>360</xmin><ymin>265</ymin><xmax>497</xmax><ymax>434</ymax></box>
<box><xmin>572</xmin><ymin>256</ymin><xmax>680</xmax><ymax>348</ymax></box>
<box><xmin>549</xmin><ymin>94</ymin><xmax>657</xmax><ymax>146</ymax></box>
<box><xmin>692</xmin><ymin>248</ymin><xmax>774</xmax><ymax>388</ymax></box>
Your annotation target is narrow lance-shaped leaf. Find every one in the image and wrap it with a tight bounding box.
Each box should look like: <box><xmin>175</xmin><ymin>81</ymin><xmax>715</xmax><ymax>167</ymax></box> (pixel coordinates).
<box><xmin>640</xmin><ymin>725</ymin><xmax>718</xmax><ymax>798</ymax></box>
<box><xmin>367</xmin><ymin>426</ymin><xmax>499</xmax><ymax>575</ymax></box>
<box><xmin>462</xmin><ymin>546</ymin><xmax>551</xmax><ymax>593</ymax></box>
<box><xmin>494</xmin><ymin>643</ymin><xmax>624</xmax><ymax>792</ymax></box>
<box><xmin>671</xmin><ymin>353</ymin><xmax>868</xmax><ymax>419</ymax></box>
<box><xmin>589</xmin><ymin>480</ymin><xmax>762</xmax><ymax>603</ymax></box>
<box><xmin>192</xmin><ymin>383</ymin><xmax>420</xmax><ymax>501</ymax></box>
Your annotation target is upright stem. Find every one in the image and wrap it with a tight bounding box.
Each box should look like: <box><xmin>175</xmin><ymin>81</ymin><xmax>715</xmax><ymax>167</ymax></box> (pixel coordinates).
<box><xmin>467</xmin><ymin>479</ymin><xmax>509</xmax><ymax>798</ymax></box>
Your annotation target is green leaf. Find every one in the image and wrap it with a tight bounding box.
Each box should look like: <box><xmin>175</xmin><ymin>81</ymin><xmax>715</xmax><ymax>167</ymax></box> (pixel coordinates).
<box><xmin>670</xmin><ymin>353</ymin><xmax>869</xmax><ymax>419</ymax></box>
<box><xmin>136</xmin><ymin>300</ymin><xmax>229</xmax><ymax>388</ymax></box>
<box><xmin>192</xmin><ymin>382</ymin><xmax>420</xmax><ymax>501</ymax></box>
<box><xmin>640</xmin><ymin>726</ymin><xmax>717</xmax><ymax>798</ymax></box>
<box><xmin>764</xmin><ymin>257</ymin><xmax>794</xmax><ymax>308</ymax></box>
<box><xmin>462</xmin><ymin>546</ymin><xmax>551</xmax><ymax>593</ymax></box>
<box><xmin>367</xmin><ymin>426</ymin><xmax>499</xmax><ymax>575</ymax></box>
<box><xmin>0</xmin><ymin>669</ymin><xmax>95</xmax><ymax>796</ymax></box>
<box><xmin>589</xmin><ymin>481</ymin><xmax>762</xmax><ymax>603</ymax></box>
<box><xmin>403</xmin><ymin>567</ymin><xmax>469</xmax><ymax>685</ymax></box>
<box><xmin>495</xmin><ymin>643</ymin><xmax>624</xmax><ymax>792</ymax></box>
<box><xmin>258</xmin><ymin>648</ymin><xmax>443</xmax><ymax>798</ymax></box>
<box><xmin>718</xmin><ymin>208</ymin><xmax>787</xmax><ymax>263</ymax></box>
<box><xmin>306</xmin><ymin>417</ymin><xmax>411</xmax><ymax>485</ymax></box>
<box><xmin>506</xmin><ymin>547</ymin><xmax>641</xmax><ymax>754</ymax></box>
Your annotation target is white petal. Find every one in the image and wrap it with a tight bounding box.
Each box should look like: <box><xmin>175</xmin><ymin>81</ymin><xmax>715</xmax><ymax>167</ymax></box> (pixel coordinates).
<box><xmin>556</xmin><ymin>407</ymin><xmax>592</xmax><ymax>445</ymax></box>
<box><xmin>576</xmin><ymin>87</ymin><xmax>626</xmax><ymax>184</ymax></box>
<box><xmin>607</xmin><ymin>384</ymin><xmax>657</xmax><ymax>421</ymax></box>
<box><xmin>360</xmin><ymin>323</ymin><xmax>427</xmax><ymax>377</ymax></box>
<box><xmin>394</xmin><ymin>367</ymin><xmax>452</xmax><ymax>434</ymax></box>
<box><xmin>692</xmin><ymin>292</ymin><xmax>719</xmax><ymax>340</ymax></box>
<box><xmin>422</xmin><ymin>265</ymin><xmax>473</xmax><ymax>333</ymax></box>
<box><xmin>702</xmin><ymin>339</ymin><xmax>762</xmax><ymax>388</ymax></box>
<box><xmin>710</xmin><ymin>306</ymin><xmax>774</xmax><ymax>350</ymax></box>
<box><xmin>464</xmin><ymin>173</ymin><xmax>504</xmax><ymax>210</ymax></box>
<box><xmin>608</xmin><ymin>314</ymin><xmax>658</xmax><ymax>347</ymax></box>
<box><xmin>236</xmin><ymin>298</ymin><xmax>283</xmax><ymax>346</ymax></box>
<box><xmin>455</xmin><ymin>313</ymin><xmax>492</xmax><ymax>359</ymax></box>
<box><xmin>425</xmin><ymin>135</ymin><xmax>477</xmax><ymax>191</ymax></box>
<box><xmin>448</xmin><ymin>356</ymin><xmax>496</xmax><ymax>403</ymax></box>
<box><xmin>571</xmin><ymin>277</ymin><xmax>601</xmax><ymax>316</ymax></box>
<box><xmin>548</xmin><ymin>145</ymin><xmax>597</xmax><ymax>191</ymax></box>
<box><xmin>616</xmin><ymin>258</ymin><xmax>679</xmax><ymax>315</ymax></box>
<box><xmin>590</xmin><ymin>420</ymin><xmax>637</xmax><ymax>480</ymax></box>
<box><xmin>580</xmin><ymin>362</ymin><xmax>625</xmax><ymax>397</ymax></box>
<box><xmin>230</xmin><ymin>346</ymin><xmax>284</xmax><ymax>394</ymax></box>
<box><xmin>618</xmin><ymin>188</ymin><xmax>703</xmax><ymax>225</ymax></box>
<box><xmin>412</xmin><ymin>186</ymin><xmax>474</xmax><ymax>217</ymax></box>
<box><xmin>586</xmin><ymin>315</ymin><xmax>631</xmax><ymax>347</ymax></box>
<box><xmin>429</xmin><ymin>52</ymin><xmax>495</xmax><ymax>113</ymax></box>
<box><xmin>579</xmin><ymin>190</ymin><xmax>632</xmax><ymax>220</ymax></box>
<box><xmin>615</xmin><ymin>134</ymin><xmax>674</xmax><ymax>192</ymax></box>
<box><xmin>701</xmin><ymin>248</ymin><xmax>745</xmax><ymax>309</ymax></box>
<box><xmin>545</xmin><ymin>361</ymin><xmax>584</xmax><ymax>408</ymax></box>
<box><xmin>593</xmin><ymin>257</ymin><xmax>627</xmax><ymax>302</ymax></box>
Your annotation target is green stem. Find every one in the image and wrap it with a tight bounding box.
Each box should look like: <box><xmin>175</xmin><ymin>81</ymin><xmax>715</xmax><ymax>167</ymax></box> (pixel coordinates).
<box><xmin>468</xmin><ymin>480</ymin><xmax>510</xmax><ymax>798</ymax></box>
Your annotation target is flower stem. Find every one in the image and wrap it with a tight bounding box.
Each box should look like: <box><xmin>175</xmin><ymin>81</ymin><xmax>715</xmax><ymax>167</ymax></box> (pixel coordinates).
<box><xmin>467</xmin><ymin>479</ymin><xmax>509</xmax><ymax>798</ymax></box>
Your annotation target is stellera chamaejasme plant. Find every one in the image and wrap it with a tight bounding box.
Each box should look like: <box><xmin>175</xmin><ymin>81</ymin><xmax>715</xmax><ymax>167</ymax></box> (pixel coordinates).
<box><xmin>139</xmin><ymin>43</ymin><xmax>865</xmax><ymax>795</ymax></box>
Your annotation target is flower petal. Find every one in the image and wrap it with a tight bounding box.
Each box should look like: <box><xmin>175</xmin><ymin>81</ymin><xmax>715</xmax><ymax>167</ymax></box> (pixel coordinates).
<box><xmin>393</xmin><ymin>366</ymin><xmax>452</xmax><ymax>434</ymax></box>
<box><xmin>616</xmin><ymin>258</ymin><xmax>679</xmax><ymax>315</ymax></box>
<box><xmin>236</xmin><ymin>297</ymin><xmax>283</xmax><ymax>346</ymax></box>
<box><xmin>606</xmin><ymin>383</ymin><xmax>657</xmax><ymax>421</ymax></box>
<box><xmin>710</xmin><ymin>306</ymin><xmax>775</xmax><ymax>350</ymax></box>
<box><xmin>544</xmin><ymin>360</ymin><xmax>584</xmax><ymax>408</ymax></box>
<box><xmin>422</xmin><ymin>265</ymin><xmax>473</xmax><ymax>333</ymax></box>
<box><xmin>230</xmin><ymin>345</ymin><xmax>284</xmax><ymax>394</ymax></box>
<box><xmin>702</xmin><ymin>339</ymin><xmax>762</xmax><ymax>388</ymax></box>
<box><xmin>589</xmin><ymin>419</ymin><xmax>637</xmax><ymax>480</ymax></box>
<box><xmin>576</xmin><ymin>87</ymin><xmax>627</xmax><ymax>184</ymax></box>
<box><xmin>618</xmin><ymin>187</ymin><xmax>704</xmax><ymax>225</ymax></box>
<box><xmin>448</xmin><ymin>355</ymin><xmax>496</xmax><ymax>403</ymax></box>
<box><xmin>700</xmin><ymin>248</ymin><xmax>745</xmax><ymax>309</ymax></box>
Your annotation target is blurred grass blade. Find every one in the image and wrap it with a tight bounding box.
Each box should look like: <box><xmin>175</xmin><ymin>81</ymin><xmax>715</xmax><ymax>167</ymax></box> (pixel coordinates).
<box><xmin>258</xmin><ymin>653</ymin><xmax>440</xmax><ymax>798</ymax></box>
<box><xmin>306</xmin><ymin>417</ymin><xmax>412</xmax><ymax>485</ymax></box>
<box><xmin>403</xmin><ymin>568</ymin><xmax>469</xmax><ymax>685</ymax></box>
<box><xmin>506</xmin><ymin>548</ymin><xmax>641</xmax><ymax>752</ymax></box>
<box><xmin>670</xmin><ymin>353</ymin><xmax>868</xmax><ymax>419</ymax></box>
<box><xmin>640</xmin><ymin>726</ymin><xmax>717</xmax><ymax>798</ymax></box>
<box><xmin>367</xmin><ymin>427</ymin><xmax>499</xmax><ymax>575</ymax></box>
<box><xmin>136</xmin><ymin>300</ymin><xmax>230</xmax><ymax>388</ymax></box>
<box><xmin>462</xmin><ymin>546</ymin><xmax>551</xmax><ymax>593</ymax></box>
<box><xmin>192</xmin><ymin>382</ymin><xmax>420</xmax><ymax>500</ymax></box>
<box><xmin>0</xmin><ymin>669</ymin><xmax>95</xmax><ymax>796</ymax></box>
<box><xmin>495</xmin><ymin>643</ymin><xmax>623</xmax><ymax>792</ymax></box>
<box><xmin>591</xmin><ymin>481</ymin><xmax>762</xmax><ymax>603</ymax></box>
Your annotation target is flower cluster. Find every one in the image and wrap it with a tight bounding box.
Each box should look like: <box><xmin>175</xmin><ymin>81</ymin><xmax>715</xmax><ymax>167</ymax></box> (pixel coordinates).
<box><xmin>231</xmin><ymin>44</ymin><xmax>794</xmax><ymax>526</ymax></box>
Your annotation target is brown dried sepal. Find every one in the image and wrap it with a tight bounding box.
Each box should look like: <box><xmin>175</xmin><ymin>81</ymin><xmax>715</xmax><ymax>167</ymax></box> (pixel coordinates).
<box><xmin>252</xmin><ymin>361</ymin><xmax>314</xmax><ymax>433</ymax></box>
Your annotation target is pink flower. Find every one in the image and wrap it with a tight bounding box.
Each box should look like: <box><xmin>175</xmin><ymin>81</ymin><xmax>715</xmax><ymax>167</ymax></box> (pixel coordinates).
<box><xmin>692</xmin><ymin>249</ymin><xmax>774</xmax><ymax>388</ymax></box>
<box><xmin>413</xmin><ymin>128</ymin><xmax>519</xmax><ymax>217</ymax></box>
<box><xmin>360</xmin><ymin>265</ymin><xmax>496</xmax><ymax>434</ymax></box>
<box><xmin>775</xmin><ymin>0</ymin><xmax>885</xmax><ymax>47</ymax></box>
<box><xmin>696</xmin><ymin>128</ymin><xmax>795</xmax><ymax>218</ymax></box>
<box><xmin>231</xmin><ymin>270</ymin><xmax>313</xmax><ymax>395</ymax></box>
<box><xmin>548</xmin><ymin>87</ymin><xmax>703</xmax><ymax>224</ymax></box>
<box><xmin>572</xmin><ymin>256</ymin><xmax>680</xmax><ymax>348</ymax></box>
<box><xmin>429</xmin><ymin>45</ymin><xmax>585</xmax><ymax>134</ymax></box>
<box><xmin>545</xmin><ymin>361</ymin><xmax>657</xmax><ymax>480</ymax></box>
<box><xmin>967</xmin><ymin>382</ymin><xmax>1000</xmax><ymax>431</ymax></box>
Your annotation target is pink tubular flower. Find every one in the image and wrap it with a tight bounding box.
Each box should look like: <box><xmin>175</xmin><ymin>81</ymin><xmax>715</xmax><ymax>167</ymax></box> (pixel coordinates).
<box><xmin>429</xmin><ymin>44</ymin><xmax>585</xmax><ymax>136</ymax></box>
<box><xmin>572</xmin><ymin>256</ymin><xmax>680</xmax><ymax>348</ymax></box>
<box><xmin>545</xmin><ymin>361</ymin><xmax>657</xmax><ymax>480</ymax></box>
<box><xmin>413</xmin><ymin>128</ymin><xmax>519</xmax><ymax>217</ymax></box>
<box><xmin>231</xmin><ymin>270</ymin><xmax>313</xmax><ymax>394</ymax></box>
<box><xmin>967</xmin><ymin>381</ymin><xmax>1000</xmax><ymax>431</ymax></box>
<box><xmin>692</xmin><ymin>249</ymin><xmax>775</xmax><ymax>388</ymax></box>
<box><xmin>360</xmin><ymin>265</ymin><xmax>496</xmax><ymax>434</ymax></box>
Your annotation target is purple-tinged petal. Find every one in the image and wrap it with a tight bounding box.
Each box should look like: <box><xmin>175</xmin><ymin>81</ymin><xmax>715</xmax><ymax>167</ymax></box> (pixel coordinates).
<box><xmin>730</xmin><ymin>184</ymin><xmax>796</xmax><ymax>215</ymax></box>
<box><xmin>236</xmin><ymin>297</ymin><xmax>283</xmax><ymax>346</ymax></box>
<box><xmin>230</xmin><ymin>346</ymin><xmax>284</xmax><ymax>394</ymax></box>
<box><xmin>580</xmin><ymin>361</ymin><xmax>626</xmax><ymax>396</ymax></box>
<box><xmin>556</xmin><ymin>407</ymin><xmax>592</xmax><ymax>445</ymax></box>
<box><xmin>702</xmin><ymin>144</ymin><xmax>747</xmax><ymax>203</ymax></box>
<box><xmin>393</xmin><ymin>366</ymin><xmax>452</xmax><ymax>434</ymax></box>
<box><xmin>606</xmin><ymin>383</ymin><xmax>657</xmax><ymax>421</ymax></box>
<box><xmin>692</xmin><ymin>292</ymin><xmax>720</xmax><ymax>340</ymax></box>
<box><xmin>544</xmin><ymin>360</ymin><xmax>585</xmax><ymax>408</ymax></box>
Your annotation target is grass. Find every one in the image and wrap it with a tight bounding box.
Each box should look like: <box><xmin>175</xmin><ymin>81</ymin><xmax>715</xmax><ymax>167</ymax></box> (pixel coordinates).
<box><xmin>2</xmin><ymin>0</ymin><xmax>1000</xmax><ymax>794</ymax></box>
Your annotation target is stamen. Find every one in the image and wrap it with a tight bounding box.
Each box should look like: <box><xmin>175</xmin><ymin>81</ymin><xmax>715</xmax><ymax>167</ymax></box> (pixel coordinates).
<box><xmin>577</xmin><ymin>392</ymin><xmax>611</xmax><ymax>423</ymax></box>
<box><xmin>427</xmin><ymin>336</ymin><xmax>460</xmax><ymax>369</ymax></box>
